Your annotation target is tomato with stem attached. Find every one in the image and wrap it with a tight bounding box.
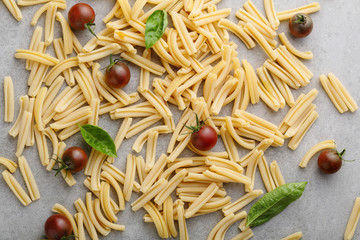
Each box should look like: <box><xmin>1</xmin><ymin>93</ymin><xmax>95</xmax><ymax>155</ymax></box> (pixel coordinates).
<box><xmin>289</xmin><ymin>13</ymin><xmax>313</xmax><ymax>38</ymax></box>
<box><xmin>68</xmin><ymin>3</ymin><xmax>97</xmax><ymax>37</ymax></box>
<box><xmin>44</xmin><ymin>214</ymin><xmax>73</xmax><ymax>240</ymax></box>
<box><xmin>54</xmin><ymin>147</ymin><xmax>88</xmax><ymax>176</ymax></box>
<box><xmin>105</xmin><ymin>55</ymin><xmax>131</xmax><ymax>89</ymax></box>
<box><xmin>186</xmin><ymin>114</ymin><xmax>217</xmax><ymax>151</ymax></box>
<box><xmin>318</xmin><ymin>149</ymin><xmax>352</xmax><ymax>174</ymax></box>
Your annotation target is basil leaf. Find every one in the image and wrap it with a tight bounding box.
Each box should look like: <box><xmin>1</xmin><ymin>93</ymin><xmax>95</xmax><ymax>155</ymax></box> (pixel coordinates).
<box><xmin>79</xmin><ymin>124</ymin><xmax>117</xmax><ymax>157</ymax></box>
<box><xmin>246</xmin><ymin>182</ymin><xmax>307</xmax><ymax>227</ymax></box>
<box><xmin>145</xmin><ymin>10</ymin><xmax>168</xmax><ymax>49</ymax></box>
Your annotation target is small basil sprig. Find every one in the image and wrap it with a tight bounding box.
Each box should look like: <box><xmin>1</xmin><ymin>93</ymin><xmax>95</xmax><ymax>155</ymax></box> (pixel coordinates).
<box><xmin>246</xmin><ymin>182</ymin><xmax>307</xmax><ymax>227</ymax></box>
<box><xmin>79</xmin><ymin>124</ymin><xmax>117</xmax><ymax>157</ymax></box>
<box><xmin>145</xmin><ymin>10</ymin><xmax>168</xmax><ymax>49</ymax></box>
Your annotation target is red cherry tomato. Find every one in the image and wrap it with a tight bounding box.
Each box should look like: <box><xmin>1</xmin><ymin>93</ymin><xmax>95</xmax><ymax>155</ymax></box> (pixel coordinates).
<box><xmin>68</xmin><ymin>3</ymin><xmax>97</xmax><ymax>36</ymax></box>
<box><xmin>318</xmin><ymin>149</ymin><xmax>343</xmax><ymax>174</ymax></box>
<box><xmin>105</xmin><ymin>59</ymin><xmax>131</xmax><ymax>89</ymax></box>
<box><xmin>45</xmin><ymin>214</ymin><xmax>72</xmax><ymax>240</ymax></box>
<box><xmin>61</xmin><ymin>147</ymin><xmax>88</xmax><ymax>173</ymax></box>
<box><xmin>289</xmin><ymin>13</ymin><xmax>313</xmax><ymax>38</ymax></box>
<box><xmin>191</xmin><ymin>125</ymin><xmax>218</xmax><ymax>151</ymax></box>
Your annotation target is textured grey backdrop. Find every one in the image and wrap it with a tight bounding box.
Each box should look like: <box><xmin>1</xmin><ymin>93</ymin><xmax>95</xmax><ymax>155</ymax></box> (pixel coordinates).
<box><xmin>0</xmin><ymin>0</ymin><xmax>359</xmax><ymax>239</ymax></box>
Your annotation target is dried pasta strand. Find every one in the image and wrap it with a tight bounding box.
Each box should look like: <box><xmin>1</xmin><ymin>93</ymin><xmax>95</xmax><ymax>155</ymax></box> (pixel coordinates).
<box><xmin>132</xmin><ymin>178</ymin><xmax>168</xmax><ymax>211</ymax></box>
<box><xmin>144</xmin><ymin>201</ymin><xmax>169</xmax><ymax>238</ymax></box>
<box><xmin>77</xmin><ymin>43</ymin><xmax>121</xmax><ymax>63</ymax></box>
<box><xmin>270</xmin><ymin>160</ymin><xmax>285</xmax><ymax>187</ymax></box>
<box><xmin>288</xmin><ymin>110</ymin><xmax>318</xmax><ymax>150</ymax></box>
<box><xmin>55</xmin><ymin>12</ymin><xmax>73</xmax><ymax>55</ymax></box>
<box><xmin>120</xmin><ymin>52</ymin><xmax>166</xmax><ymax>76</ymax></box>
<box><xmin>299</xmin><ymin>140</ymin><xmax>336</xmax><ymax>168</ymax></box>
<box><xmin>100</xmin><ymin>171</ymin><xmax>125</xmax><ymax>210</ymax></box>
<box><xmin>319</xmin><ymin>75</ymin><xmax>347</xmax><ymax>113</ymax></box>
<box><xmin>4</xmin><ymin>76</ymin><xmax>14</xmax><ymax>122</ymax></box>
<box><xmin>0</xmin><ymin>157</ymin><xmax>17</xmax><ymax>173</ymax></box>
<box><xmin>230</xmin><ymin>228</ymin><xmax>254</xmax><ymax>240</ymax></box>
<box><xmin>184</xmin><ymin>182</ymin><xmax>219</xmax><ymax>218</ymax></box>
<box><xmin>277</xmin><ymin>2</ymin><xmax>320</xmax><ymax>21</ymax></box>
<box><xmin>175</xmin><ymin>200</ymin><xmax>189</xmax><ymax>240</ymax></box>
<box><xmin>15</xmin><ymin>49</ymin><xmax>59</xmax><ymax>66</ymax></box>
<box><xmin>344</xmin><ymin>197</ymin><xmax>360</xmax><ymax>240</ymax></box>
<box><xmin>282</xmin><ymin>232</ymin><xmax>303</xmax><ymax>240</ymax></box>
<box><xmin>18</xmin><ymin>156</ymin><xmax>40</xmax><ymax>201</ymax></box>
<box><xmin>74</xmin><ymin>198</ymin><xmax>98</xmax><ymax>240</ymax></box>
<box><xmin>15</xmin><ymin>111</ymin><xmax>32</xmax><ymax>157</ymax></box>
<box><xmin>93</xmin><ymin>198</ymin><xmax>125</xmax><ymax>231</ymax></box>
<box><xmin>2</xmin><ymin>170</ymin><xmax>32</xmax><ymax>206</ymax></box>
<box><xmin>154</xmin><ymin>169</ymin><xmax>187</xmax><ymax>206</ymax></box>
<box><xmin>123</xmin><ymin>154</ymin><xmax>136</xmax><ymax>201</ymax></box>
<box><xmin>246</xmin><ymin>22</ymin><xmax>278</xmax><ymax>61</ymax></box>
<box><xmin>222</xmin><ymin>189</ymin><xmax>263</xmax><ymax>216</ymax></box>
<box><xmin>75</xmin><ymin>213</ymin><xmax>86</xmax><ymax>240</ymax></box>
<box><xmin>86</xmin><ymin>191</ymin><xmax>111</xmax><ymax>236</ymax></box>
<box><xmin>3</xmin><ymin>0</ymin><xmax>22</xmax><ymax>21</ymax></box>
<box><xmin>264</xmin><ymin>0</ymin><xmax>279</xmax><ymax>29</ymax></box>
<box><xmin>278</xmin><ymin>32</ymin><xmax>313</xmax><ymax>59</ymax></box>
<box><xmin>328</xmin><ymin>73</ymin><xmax>358</xmax><ymax>112</ymax></box>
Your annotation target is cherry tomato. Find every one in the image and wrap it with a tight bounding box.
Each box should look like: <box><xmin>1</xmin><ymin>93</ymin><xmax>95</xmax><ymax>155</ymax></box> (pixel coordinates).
<box><xmin>191</xmin><ymin>125</ymin><xmax>218</xmax><ymax>151</ymax></box>
<box><xmin>61</xmin><ymin>147</ymin><xmax>88</xmax><ymax>173</ymax></box>
<box><xmin>105</xmin><ymin>55</ymin><xmax>131</xmax><ymax>89</ymax></box>
<box><xmin>68</xmin><ymin>3</ymin><xmax>97</xmax><ymax>36</ymax></box>
<box><xmin>289</xmin><ymin>13</ymin><xmax>313</xmax><ymax>38</ymax></box>
<box><xmin>318</xmin><ymin>149</ymin><xmax>344</xmax><ymax>174</ymax></box>
<box><xmin>45</xmin><ymin>214</ymin><xmax>72</xmax><ymax>240</ymax></box>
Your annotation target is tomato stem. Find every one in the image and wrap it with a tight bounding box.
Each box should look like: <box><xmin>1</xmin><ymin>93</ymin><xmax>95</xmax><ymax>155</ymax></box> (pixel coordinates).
<box><xmin>60</xmin><ymin>235</ymin><xmax>77</xmax><ymax>240</ymax></box>
<box><xmin>106</xmin><ymin>54</ymin><xmax>122</xmax><ymax>72</ymax></box>
<box><xmin>294</xmin><ymin>14</ymin><xmax>306</xmax><ymax>24</ymax></box>
<box><xmin>52</xmin><ymin>155</ymin><xmax>70</xmax><ymax>177</ymax></box>
<box><xmin>184</xmin><ymin>113</ymin><xmax>207</xmax><ymax>134</ymax></box>
<box><xmin>84</xmin><ymin>21</ymin><xmax>98</xmax><ymax>38</ymax></box>
<box><xmin>337</xmin><ymin>149</ymin><xmax>355</xmax><ymax>163</ymax></box>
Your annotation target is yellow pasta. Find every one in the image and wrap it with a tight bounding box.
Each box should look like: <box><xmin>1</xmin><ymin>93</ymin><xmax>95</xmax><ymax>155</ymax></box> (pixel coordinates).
<box><xmin>264</xmin><ymin>0</ymin><xmax>279</xmax><ymax>29</ymax></box>
<box><xmin>270</xmin><ymin>160</ymin><xmax>285</xmax><ymax>187</ymax></box>
<box><xmin>18</xmin><ymin>156</ymin><xmax>40</xmax><ymax>201</ymax></box>
<box><xmin>55</xmin><ymin>12</ymin><xmax>73</xmax><ymax>55</ymax></box>
<box><xmin>120</xmin><ymin>52</ymin><xmax>166</xmax><ymax>75</ymax></box>
<box><xmin>123</xmin><ymin>154</ymin><xmax>137</xmax><ymax>201</ymax></box>
<box><xmin>288</xmin><ymin>110</ymin><xmax>318</xmax><ymax>150</ymax></box>
<box><xmin>2</xmin><ymin>170</ymin><xmax>32</xmax><ymax>206</ymax></box>
<box><xmin>299</xmin><ymin>140</ymin><xmax>336</xmax><ymax>168</ymax></box>
<box><xmin>282</xmin><ymin>232</ymin><xmax>303</xmax><ymax>240</ymax></box>
<box><xmin>344</xmin><ymin>197</ymin><xmax>360</xmax><ymax>240</ymax></box>
<box><xmin>4</xmin><ymin>76</ymin><xmax>14</xmax><ymax>122</ymax></box>
<box><xmin>3</xmin><ymin>0</ymin><xmax>22</xmax><ymax>21</ymax></box>
<box><xmin>277</xmin><ymin>2</ymin><xmax>321</xmax><ymax>21</ymax></box>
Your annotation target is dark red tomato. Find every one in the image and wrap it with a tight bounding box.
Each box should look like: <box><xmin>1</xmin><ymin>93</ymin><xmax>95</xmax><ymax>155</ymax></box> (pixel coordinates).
<box><xmin>318</xmin><ymin>149</ymin><xmax>342</xmax><ymax>174</ymax></box>
<box><xmin>45</xmin><ymin>214</ymin><xmax>72</xmax><ymax>240</ymax></box>
<box><xmin>62</xmin><ymin>147</ymin><xmax>88</xmax><ymax>173</ymax></box>
<box><xmin>289</xmin><ymin>13</ymin><xmax>313</xmax><ymax>38</ymax></box>
<box><xmin>191</xmin><ymin>125</ymin><xmax>217</xmax><ymax>151</ymax></box>
<box><xmin>68</xmin><ymin>3</ymin><xmax>95</xmax><ymax>31</ymax></box>
<box><xmin>105</xmin><ymin>60</ymin><xmax>131</xmax><ymax>89</ymax></box>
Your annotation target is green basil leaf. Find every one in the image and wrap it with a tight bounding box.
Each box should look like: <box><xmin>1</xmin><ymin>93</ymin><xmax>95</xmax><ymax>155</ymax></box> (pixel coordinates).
<box><xmin>246</xmin><ymin>182</ymin><xmax>307</xmax><ymax>227</ymax></box>
<box><xmin>145</xmin><ymin>10</ymin><xmax>168</xmax><ymax>49</ymax></box>
<box><xmin>79</xmin><ymin>124</ymin><xmax>117</xmax><ymax>157</ymax></box>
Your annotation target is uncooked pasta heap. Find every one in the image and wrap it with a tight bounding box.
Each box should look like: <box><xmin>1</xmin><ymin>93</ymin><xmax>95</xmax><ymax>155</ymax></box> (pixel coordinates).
<box><xmin>1</xmin><ymin>0</ymin><xmax>359</xmax><ymax>239</ymax></box>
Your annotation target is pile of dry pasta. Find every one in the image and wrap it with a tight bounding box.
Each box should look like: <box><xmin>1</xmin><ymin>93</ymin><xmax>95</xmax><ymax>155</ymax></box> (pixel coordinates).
<box><xmin>1</xmin><ymin>0</ymin><xmax>359</xmax><ymax>239</ymax></box>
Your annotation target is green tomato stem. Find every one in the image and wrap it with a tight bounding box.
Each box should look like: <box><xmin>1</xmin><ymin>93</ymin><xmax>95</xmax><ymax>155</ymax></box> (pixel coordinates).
<box><xmin>85</xmin><ymin>21</ymin><xmax>98</xmax><ymax>39</ymax></box>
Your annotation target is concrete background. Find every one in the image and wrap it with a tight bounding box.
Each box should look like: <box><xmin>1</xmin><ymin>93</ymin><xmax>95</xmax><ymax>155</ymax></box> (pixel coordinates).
<box><xmin>0</xmin><ymin>0</ymin><xmax>359</xmax><ymax>239</ymax></box>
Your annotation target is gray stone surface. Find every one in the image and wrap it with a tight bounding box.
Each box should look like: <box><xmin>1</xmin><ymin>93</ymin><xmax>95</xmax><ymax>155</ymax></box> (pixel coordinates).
<box><xmin>0</xmin><ymin>0</ymin><xmax>359</xmax><ymax>239</ymax></box>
